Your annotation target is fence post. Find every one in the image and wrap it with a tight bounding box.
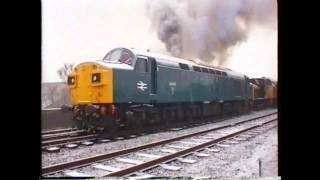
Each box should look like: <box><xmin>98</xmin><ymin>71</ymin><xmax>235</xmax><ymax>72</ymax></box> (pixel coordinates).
<box><xmin>259</xmin><ymin>158</ymin><xmax>262</xmax><ymax>177</ymax></box>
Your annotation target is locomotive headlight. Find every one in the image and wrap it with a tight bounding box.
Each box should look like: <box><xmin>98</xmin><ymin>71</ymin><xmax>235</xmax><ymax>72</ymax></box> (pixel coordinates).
<box><xmin>67</xmin><ymin>76</ymin><xmax>75</xmax><ymax>85</ymax></box>
<box><xmin>92</xmin><ymin>73</ymin><xmax>101</xmax><ymax>83</ymax></box>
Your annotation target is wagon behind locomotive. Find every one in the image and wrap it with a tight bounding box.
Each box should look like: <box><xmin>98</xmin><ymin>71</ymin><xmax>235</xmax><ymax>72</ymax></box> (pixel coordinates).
<box><xmin>249</xmin><ymin>77</ymin><xmax>277</xmax><ymax>109</ymax></box>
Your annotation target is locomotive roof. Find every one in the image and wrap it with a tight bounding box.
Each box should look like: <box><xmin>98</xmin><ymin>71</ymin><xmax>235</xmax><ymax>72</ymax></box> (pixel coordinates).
<box><xmin>250</xmin><ymin>77</ymin><xmax>277</xmax><ymax>84</ymax></box>
<box><xmin>128</xmin><ymin>47</ymin><xmax>246</xmax><ymax>79</ymax></box>
<box><xmin>75</xmin><ymin>47</ymin><xmax>246</xmax><ymax>80</ymax></box>
<box><xmin>132</xmin><ymin>48</ymin><xmax>224</xmax><ymax>69</ymax></box>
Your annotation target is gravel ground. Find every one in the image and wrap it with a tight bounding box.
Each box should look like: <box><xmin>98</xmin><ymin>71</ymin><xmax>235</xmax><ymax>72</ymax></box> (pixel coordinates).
<box><xmin>146</xmin><ymin>126</ymin><xmax>278</xmax><ymax>178</ymax></box>
<box><xmin>42</xmin><ymin>108</ymin><xmax>277</xmax><ymax>167</ymax></box>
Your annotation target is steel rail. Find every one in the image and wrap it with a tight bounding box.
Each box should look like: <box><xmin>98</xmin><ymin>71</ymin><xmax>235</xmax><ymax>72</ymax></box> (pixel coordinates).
<box><xmin>42</xmin><ymin>134</ymin><xmax>98</xmax><ymax>147</ymax></box>
<box><xmin>105</xmin><ymin>119</ymin><xmax>277</xmax><ymax>177</ymax></box>
<box><xmin>42</xmin><ymin>128</ymin><xmax>77</xmax><ymax>135</ymax></box>
<box><xmin>42</xmin><ymin>112</ymin><xmax>276</xmax><ymax>176</ymax></box>
<box><xmin>42</xmin><ymin>130</ymin><xmax>87</xmax><ymax>141</ymax></box>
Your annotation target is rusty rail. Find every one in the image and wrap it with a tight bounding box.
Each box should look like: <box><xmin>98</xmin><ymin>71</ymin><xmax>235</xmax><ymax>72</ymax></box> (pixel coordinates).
<box><xmin>42</xmin><ymin>134</ymin><xmax>98</xmax><ymax>147</ymax></box>
<box><xmin>42</xmin><ymin>130</ymin><xmax>87</xmax><ymax>141</ymax></box>
<box><xmin>106</xmin><ymin>119</ymin><xmax>277</xmax><ymax>177</ymax></box>
<box><xmin>42</xmin><ymin>128</ymin><xmax>77</xmax><ymax>135</ymax></box>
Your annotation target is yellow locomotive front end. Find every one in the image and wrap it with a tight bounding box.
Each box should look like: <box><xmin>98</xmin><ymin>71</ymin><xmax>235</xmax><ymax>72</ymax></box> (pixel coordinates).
<box><xmin>67</xmin><ymin>63</ymin><xmax>113</xmax><ymax>104</ymax></box>
<box><xmin>265</xmin><ymin>81</ymin><xmax>277</xmax><ymax>106</ymax></box>
<box><xmin>64</xmin><ymin>48</ymin><xmax>137</xmax><ymax>134</ymax></box>
<box><xmin>66</xmin><ymin>62</ymin><xmax>116</xmax><ymax>132</ymax></box>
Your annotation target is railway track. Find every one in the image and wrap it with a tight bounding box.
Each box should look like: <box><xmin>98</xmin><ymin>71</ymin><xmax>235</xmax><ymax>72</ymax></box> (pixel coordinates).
<box><xmin>41</xmin><ymin>128</ymin><xmax>96</xmax><ymax>150</ymax></box>
<box><xmin>42</xmin><ymin>128</ymin><xmax>78</xmax><ymax>136</ymax></box>
<box><xmin>42</xmin><ymin>134</ymin><xmax>99</xmax><ymax>147</ymax></box>
<box><xmin>41</xmin><ymin>111</ymin><xmax>277</xmax><ymax>151</ymax></box>
<box><xmin>42</xmin><ymin>130</ymin><xmax>87</xmax><ymax>141</ymax></box>
<box><xmin>42</xmin><ymin>112</ymin><xmax>277</xmax><ymax>177</ymax></box>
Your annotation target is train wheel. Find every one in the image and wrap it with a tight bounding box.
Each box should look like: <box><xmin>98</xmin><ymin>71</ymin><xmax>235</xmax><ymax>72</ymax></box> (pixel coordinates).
<box><xmin>184</xmin><ymin>107</ymin><xmax>193</xmax><ymax>123</ymax></box>
<box><xmin>194</xmin><ymin>107</ymin><xmax>199</xmax><ymax>119</ymax></box>
<box><xmin>166</xmin><ymin>108</ymin><xmax>175</xmax><ymax>128</ymax></box>
<box><xmin>135</xmin><ymin>118</ymin><xmax>143</xmax><ymax>134</ymax></box>
<box><xmin>72</xmin><ymin>114</ymin><xmax>87</xmax><ymax>130</ymax></box>
<box><xmin>132</xmin><ymin>110</ymin><xmax>145</xmax><ymax>135</ymax></box>
<box><xmin>73</xmin><ymin>120</ymin><xmax>83</xmax><ymax>130</ymax></box>
<box><xmin>127</xmin><ymin>115</ymin><xmax>141</xmax><ymax>135</ymax></box>
<box><xmin>105</xmin><ymin>118</ymin><xmax>119</xmax><ymax>138</ymax></box>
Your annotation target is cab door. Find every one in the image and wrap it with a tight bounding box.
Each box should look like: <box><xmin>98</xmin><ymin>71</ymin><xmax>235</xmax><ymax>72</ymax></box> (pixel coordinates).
<box><xmin>134</xmin><ymin>56</ymin><xmax>150</xmax><ymax>103</ymax></box>
<box><xmin>210</xmin><ymin>70</ymin><xmax>217</xmax><ymax>100</ymax></box>
<box><xmin>148</xmin><ymin>57</ymin><xmax>157</xmax><ymax>95</ymax></box>
<box><xmin>147</xmin><ymin>57</ymin><xmax>157</xmax><ymax>103</ymax></box>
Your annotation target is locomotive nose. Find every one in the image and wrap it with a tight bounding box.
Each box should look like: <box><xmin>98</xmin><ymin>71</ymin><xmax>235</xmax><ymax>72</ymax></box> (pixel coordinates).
<box><xmin>68</xmin><ymin>63</ymin><xmax>113</xmax><ymax>104</ymax></box>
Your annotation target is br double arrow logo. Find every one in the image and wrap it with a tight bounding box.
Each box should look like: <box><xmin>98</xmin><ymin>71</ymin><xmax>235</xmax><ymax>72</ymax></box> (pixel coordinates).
<box><xmin>137</xmin><ymin>81</ymin><xmax>148</xmax><ymax>91</ymax></box>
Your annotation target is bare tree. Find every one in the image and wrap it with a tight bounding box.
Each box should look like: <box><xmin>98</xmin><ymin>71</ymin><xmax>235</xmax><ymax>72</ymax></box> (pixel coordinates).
<box><xmin>46</xmin><ymin>85</ymin><xmax>58</xmax><ymax>106</ymax></box>
<box><xmin>57</xmin><ymin>63</ymin><xmax>74</xmax><ymax>83</ymax></box>
<box><xmin>56</xmin><ymin>63</ymin><xmax>74</xmax><ymax>106</ymax></box>
<box><xmin>61</xmin><ymin>85</ymin><xmax>71</xmax><ymax>104</ymax></box>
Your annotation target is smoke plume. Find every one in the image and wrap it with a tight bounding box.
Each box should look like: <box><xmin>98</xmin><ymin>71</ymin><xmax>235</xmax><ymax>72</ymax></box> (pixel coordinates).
<box><xmin>146</xmin><ymin>0</ymin><xmax>277</xmax><ymax>65</ymax></box>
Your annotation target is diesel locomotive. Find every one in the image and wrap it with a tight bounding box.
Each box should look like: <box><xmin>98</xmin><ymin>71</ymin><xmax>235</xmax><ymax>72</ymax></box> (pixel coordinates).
<box><xmin>249</xmin><ymin>77</ymin><xmax>277</xmax><ymax>109</ymax></box>
<box><xmin>65</xmin><ymin>47</ymin><xmax>276</xmax><ymax>133</ymax></box>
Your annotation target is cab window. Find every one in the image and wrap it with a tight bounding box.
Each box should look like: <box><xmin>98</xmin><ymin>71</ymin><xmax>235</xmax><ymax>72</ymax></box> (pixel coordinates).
<box><xmin>103</xmin><ymin>48</ymin><xmax>134</xmax><ymax>65</ymax></box>
<box><xmin>135</xmin><ymin>58</ymin><xmax>148</xmax><ymax>73</ymax></box>
<box><xmin>119</xmin><ymin>51</ymin><xmax>133</xmax><ymax>65</ymax></box>
<box><xmin>67</xmin><ymin>76</ymin><xmax>75</xmax><ymax>85</ymax></box>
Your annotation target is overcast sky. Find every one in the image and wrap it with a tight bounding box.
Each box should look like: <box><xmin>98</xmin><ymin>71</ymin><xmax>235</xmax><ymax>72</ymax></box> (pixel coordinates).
<box><xmin>42</xmin><ymin>0</ymin><xmax>277</xmax><ymax>82</ymax></box>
